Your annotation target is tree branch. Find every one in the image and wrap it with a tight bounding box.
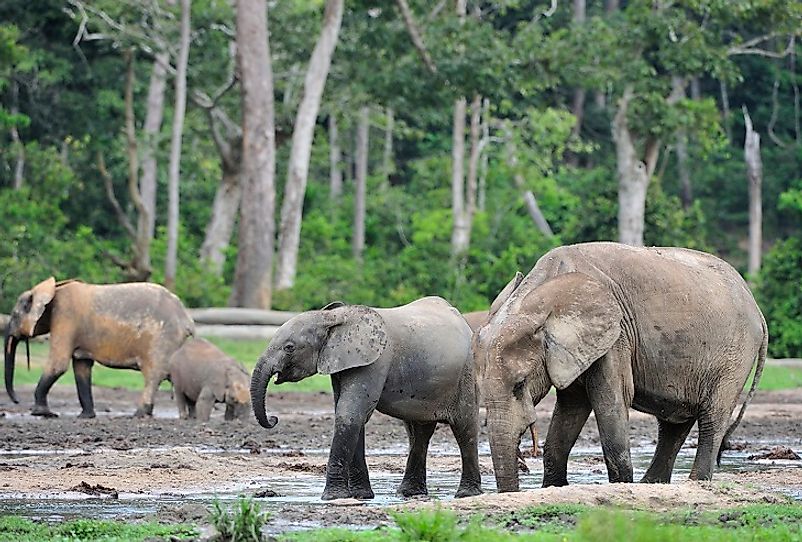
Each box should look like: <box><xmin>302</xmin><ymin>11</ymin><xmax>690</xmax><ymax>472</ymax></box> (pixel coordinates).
<box><xmin>98</xmin><ymin>151</ymin><xmax>136</xmax><ymax>239</ymax></box>
<box><xmin>728</xmin><ymin>34</ymin><xmax>796</xmax><ymax>58</ymax></box>
<box><xmin>123</xmin><ymin>49</ymin><xmax>149</xmax><ymax>225</ymax></box>
<box><xmin>395</xmin><ymin>0</ymin><xmax>437</xmax><ymax>74</ymax></box>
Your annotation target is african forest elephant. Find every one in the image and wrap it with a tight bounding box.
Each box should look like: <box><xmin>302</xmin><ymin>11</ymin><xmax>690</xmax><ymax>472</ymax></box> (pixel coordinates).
<box><xmin>169</xmin><ymin>338</ymin><xmax>251</xmax><ymax>422</ymax></box>
<box><xmin>250</xmin><ymin>297</ymin><xmax>482</xmax><ymax>501</ymax></box>
<box><xmin>5</xmin><ymin>278</ymin><xmax>195</xmax><ymax>418</ymax></box>
<box><xmin>463</xmin><ymin>311</ymin><xmax>489</xmax><ymax>333</ymax></box>
<box><xmin>474</xmin><ymin>242</ymin><xmax>767</xmax><ymax>491</ymax></box>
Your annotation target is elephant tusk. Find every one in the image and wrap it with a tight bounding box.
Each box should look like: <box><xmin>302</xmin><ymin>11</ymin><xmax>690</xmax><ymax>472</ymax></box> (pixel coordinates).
<box><xmin>529</xmin><ymin>422</ymin><xmax>539</xmax><ymax>458</ymax></box>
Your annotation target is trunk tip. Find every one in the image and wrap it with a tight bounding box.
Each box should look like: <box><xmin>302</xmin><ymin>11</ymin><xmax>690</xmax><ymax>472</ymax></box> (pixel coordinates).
<box><xmin>6</xmin><ymin>389</ymin><xmax>18</xmax><ymax>404</ymax></box>
<box><xmin>258</xmin><ymin>415</ymin><xmax>279</xmax><ymax>429</ymax></box>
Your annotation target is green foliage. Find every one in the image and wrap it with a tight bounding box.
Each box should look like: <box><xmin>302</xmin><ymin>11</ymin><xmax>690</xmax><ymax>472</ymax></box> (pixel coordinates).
<box><xmin>0</xmin><ymin>515</ymin><xmax>196</xmax><ymax>542</ymax></box>
<box><xmin>210</xmin><ymin>497</ymin><xmax>270</xmax><ymax>542</ymax></box>
<box><xmin>392</xmin><ymin>507</ymin><xmax>460</xmax><ymax>542</ymax></box>
<box><xmin>756</xmin><ymin>237</ymin><xmax>802</xmax><ymax>358</ymax></box>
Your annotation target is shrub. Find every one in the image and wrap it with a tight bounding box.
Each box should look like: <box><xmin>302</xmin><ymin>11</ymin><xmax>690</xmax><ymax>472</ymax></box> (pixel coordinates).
<box><xmin>210</xmin><ymin>496</ymin><xmax>269</xmax><ymax>542</ymax></box>
<box><xmin>755</xmin><ymin>237</ymin><xmax>802</xmax><ymax>358</ymax></box>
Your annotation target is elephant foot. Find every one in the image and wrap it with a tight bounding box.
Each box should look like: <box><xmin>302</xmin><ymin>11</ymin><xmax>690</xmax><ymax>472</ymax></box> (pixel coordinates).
<box><xmin>31</xmin><ymin>405</ymin><xmax>58</xmax><ymax>418</ymax></box>
<box><xmin>77</xmin><ymin>410</ymin><xmax>96</xmax><ymax>419</ymax></box>
<box><xmin>396</xmin><ymin>482</ymin><xmax>428</xmax><ymax>498</ymax></box>
<box><xmin>639</xmin><ymin>474</ymin><xmax>670</xmax><ymax>484</ymax></box>
<box><xmin>349</xmin><ymin>487</ymin><xmax>375</xmax><ymax>500</ymax></box>
<box><xmin>133</xmin><ymin>405</ymin><xmax>154</xmax><ymax>418</ymax></box>
<box><xmin>454</xmin><ymin>485</ymin><xmax>482</xmax><ymax>498</ymax></box>
<box><xmin>321</xmin><ymin>486</ymin><xmax>352</xmax><ymax>501</ymax></box>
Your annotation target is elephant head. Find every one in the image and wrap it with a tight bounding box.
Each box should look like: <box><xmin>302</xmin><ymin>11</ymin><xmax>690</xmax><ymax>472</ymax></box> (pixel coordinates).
<box><xmin>224</xmin><ymin>366</ymin><xmax>252</xmax><ymax>421</ymax></box>
<box><xmin>474</xmin><ymin>271</ymin><xmax>622</xmax><ymax>492</ymax></box>
<box><xmin>250</xmin><ymin>302</ymin><xmax>388</xmax><ymax>429</ymax></box>
<box><xmin>5</xmin><ymin>277</ymin><xmax>56</xmax><ymax>403</ymax></box>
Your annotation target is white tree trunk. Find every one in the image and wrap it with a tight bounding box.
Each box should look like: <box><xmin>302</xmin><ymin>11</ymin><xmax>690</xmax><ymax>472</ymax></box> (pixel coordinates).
<box><xmin>230</xmin><ymin>0</ymin><xmax>276</xmax><ymax>308</ymax></box>
<box><xmin>139</xmin><ymin>52</ymin><xmax>169</xmax><ymax>244</ymax></box>
<box><xmin>466</xmin><ymin>95</ymin><xmax>481</xmax><ymax>218</ymax></box>
<box><xmin>450</xmin><ymin>97</ymin><xmax>470</xmax><ymax>256</ymax></box>
<box><xmin>329</xmin><ymin>114</ymin><xmax>342</xmax><ymax>199</ymax></box>
<box><xmin>503</xmin><ymin>122</ymin><xmax>554</xmax><ymax>237</ymax></box>
<box><xmin>200</xmin><ymin>166</ymin><xmax>241</xmax><ymax>274</ymax></box>
<box><xmin>383</xmin><ymin>107</ymin><xmax>394</xmax><ymax>186</ymax></box>
<box><xmin>478</xmin><ymin>97</ymin><xmax>490</xmax><ymax>212</ymax></box>
<box><xmin>275</xmin><ymin>0</ymin><xmax>345</xmax><ymax>290</ymax></box>
<box><xmin>10</xmin><ymin>80</ymin><xmax>24</xmax><ymax>190</ymax></box>
<box><xmin>743</xmin><ymin>106</ymin><xmax>763</xmax><ymax>277</ymax></box>
<box><xmin>353</xmin><ymin>106</ymin><xmax>369</xmax><ymax>261</ymax></box>
<box><xmin>612</xmin><ymin>87</ymin><xmax>648</xmax><ymax>246</ymax></box>
<box><xmin>164</xmin><ymin>0</ymin><xmax>191</xmax><ymax>292</ymax></box>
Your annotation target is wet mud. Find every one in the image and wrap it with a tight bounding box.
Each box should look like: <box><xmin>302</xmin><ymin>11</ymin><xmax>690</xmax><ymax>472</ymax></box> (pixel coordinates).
<box><xmin>1</xmin><ymin>384</ymin><xmax>801</xmax><ymax>533</ymax></box>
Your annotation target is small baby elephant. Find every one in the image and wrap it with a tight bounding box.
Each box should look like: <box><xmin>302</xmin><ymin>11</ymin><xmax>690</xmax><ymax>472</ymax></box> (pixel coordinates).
<box><xmin>168</xmin><ymin>338</ymin><xmax>251</xmax><ymax>421</ymax></box>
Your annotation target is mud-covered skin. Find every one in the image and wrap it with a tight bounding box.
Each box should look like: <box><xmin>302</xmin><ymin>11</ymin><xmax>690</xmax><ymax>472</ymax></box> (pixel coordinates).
<box><xmin>251</xmin><ymin>296</ymin><xmax>482</xmax><ymax>501</ymax></box>
<box><xmin>476</xmin><ymin>242</ymin><xmax>768</xmax><ymax>492</ymax></box>
<box><xmin>5</xmin><ymin>278</ymin><xmax>194</xmax><ymax>418</ymax></box>
<box><xmin>169</xmin><ymin>338</ymin><xmax>251</xmax><ymax>422</ymax></box>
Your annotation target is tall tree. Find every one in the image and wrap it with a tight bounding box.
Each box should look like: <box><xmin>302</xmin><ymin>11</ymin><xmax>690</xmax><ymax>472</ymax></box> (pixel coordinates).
<box><xmin>275</xmin><ymin>0</ymin><xmax>345</xmax><ymax>291</ymax></box>
<box><xmin>744</xmin><ymin>106</ymin><xmax>763</xmax><ymax>277</ymax></box>
<box><xmin>230</xmin><ymin>0</ymin><xmax>276</xmax><ymax>308</ymax></box>
<box><xmin>164</xmin><ymin>0</ymin><xmax>191</xmax><ymax>291</ymax></box>
<box><xmin>329</xmin><ymin>114</ymin><xmax>342</xmax><ymax>199</ymax></box>
<box><xmin>353</xmin><ymin>106</ymin><xmax>369</xmax><ymax>261</ymax></box>
<box><xmin>450</xmin><ymin>0</ymin><xmax>470</xmax><ymax>258</ymax></box>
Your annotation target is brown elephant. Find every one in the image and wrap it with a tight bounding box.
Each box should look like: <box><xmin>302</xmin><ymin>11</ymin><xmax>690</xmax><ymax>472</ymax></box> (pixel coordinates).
<box><xmin>4</xmin><ymin>277</ymin><xmax>195</xmax><ymax>418</ymax></box>
<box><xmin>168</xmin><ymin>338</ymin><xmax>251</xmax><ymax>422</ymax></box>
<box><xmin>463</xmin><ymin>311</ymin><xmax>489</xmax><ymax>332</ymax></box>
<box><xmin>475</xmin><ymin>243</ymin><xmax>767</xmax><ymax>491</ymax></box>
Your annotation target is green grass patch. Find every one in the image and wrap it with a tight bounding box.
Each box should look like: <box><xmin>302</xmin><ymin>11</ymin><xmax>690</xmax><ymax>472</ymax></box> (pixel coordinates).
<box><xmin>8</xmin><ymin>339</ymin><xmax>332</xmax><ymax>394</ymax></box>
<box><xmin>755</xmin><ymin>364</ymin><xmax>802</xmax><ymax>391</ymax></box>
<box><xmin>280</xmin><ymin>504</ymin><xmax>802</xmax><ymax>542</ymax></box>
<box><xmin>0</xmin><ymin>515</ymin><xmax>197</xmax><ymax>542</ymax></box>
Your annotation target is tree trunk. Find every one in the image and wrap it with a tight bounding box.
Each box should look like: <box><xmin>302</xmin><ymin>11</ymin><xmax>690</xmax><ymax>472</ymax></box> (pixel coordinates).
<box><xmin>743</xmin><ymin>106</ymin><xmax>762</xmax><ymax>277</ymax></box>
<box><xmin>275</xmin><ymin>0</ymin><xmax>345</xmax><ymax>291</ymax></box>
<box><xmin>353</xmin><ymin>106</ymin><xmax>369</xmax><ymax>261</ymax></box>
<box><xmin>139</xmin><ymin>52</ymin><xmax>169</xmax><ymax>246</ymax></box>
<box><xmin>612</xmin><ymin>87</ymin><xmax>649</xmax><ymax>246</ymax></box>
<box><xmin>450</xmin><ymin>97</ymin><xmax>470</xmax><ymax>256</ymax></box>
<box><xmin>9</xmin><ymin>80</ymin><xmax>24</xmax><ymax>190</ymax></box>
<box><xmin>230</xmin><ymin>0</ymin><xmax>277</xmax><ymax>308</ymax></box>
<box><xmin>676</xmin><ymin>129</ymin><xmax>692</xmax><ymax>209</ymax></box>
<box><xmin>383</xmin><ymin>107</ymin><xmax>394</xmax><ymax>187</ymax></box>
<box><xmin>329</xmin><ymin>114</ymin><xmax>342</xmax><ymax>199</ymax></box>
<box><xmin>164</xmin><ymin>0</ymin><xmax>191</xmax><ymax>292</ymax></box>
<box><xmin>567</xmin><ymin>0</ymin><xmax>586</xmax><ymax>167</ymax></box>
<box><xmin>200</xmin><ymin>165</ymin><xmax>241</xmax><ymax>274</ymax></box>
<box><xmin>504</xmin><ymin>122</ymin><xmax>554</xmax><ymax>237</ymax></box>
<box><xmin>466</xmin><ymin>95</ymin><xmax>481</xmax><ymax>218</ymax></box>
<box><xmin>720</xmin><ymin>80</ymin><xmax>732</xmax><ymax>141</ymax></box>
<box><xmin>478</xmin><ymin>97</ymin><xmax>490</xmax><ymax>212</ymax></box>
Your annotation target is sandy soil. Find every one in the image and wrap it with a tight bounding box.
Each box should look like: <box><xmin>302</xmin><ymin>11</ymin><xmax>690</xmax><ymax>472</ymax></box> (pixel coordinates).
<box><xmin>0</xmin><ymin>383</ymin><xmax>800</xmax><ymax>532</ymax></box>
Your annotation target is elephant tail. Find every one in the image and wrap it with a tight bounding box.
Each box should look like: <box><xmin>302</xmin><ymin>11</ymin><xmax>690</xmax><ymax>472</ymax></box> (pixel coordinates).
<box><xmin>718</xmin><ymin>314</ymin><xmax>768</xmax><ymax>464</ymax></box>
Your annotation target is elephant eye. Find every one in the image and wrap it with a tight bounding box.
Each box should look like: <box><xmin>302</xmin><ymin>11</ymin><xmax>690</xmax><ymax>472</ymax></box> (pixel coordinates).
<box><xmin>512</xmin><ymin>380</ymin><xmax>526</xmax><ymax>399</ymax></box>
<box><xmin>283</xmin><ymin>343</ymin><xmax>295</xmax><ymax>353</ymax></box>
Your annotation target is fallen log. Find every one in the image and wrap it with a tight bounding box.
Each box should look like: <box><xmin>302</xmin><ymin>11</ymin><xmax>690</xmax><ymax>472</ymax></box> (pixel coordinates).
<box><xmin>189</xmin><ymin>308</ymin><xmax>297</xmax><ymax>326</ymax></box>
<box><xmin>195</xmin><ymin>324</ymin><xmax>279</xmax><ymax>342</ymax></box>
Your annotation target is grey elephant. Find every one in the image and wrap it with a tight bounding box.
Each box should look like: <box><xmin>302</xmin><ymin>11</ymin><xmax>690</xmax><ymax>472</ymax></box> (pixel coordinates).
<box><xmin>168</xmin><ymin>338</ymin><xmax>251</xmax><ymax>422</ymax></box>
<box><xmin>250</xmin><ymin>297</ymin><xmax>482</xmax><ymax>501</ymax></box>
<box><xmin>4</xmin><ymin>277</ymin><xmax>195</xmax><ymax>418</ymax></box>
<box><xmin>474</xmin><ymin>242</ymin><xmax>767</xmax><ymax>492</ymax></box>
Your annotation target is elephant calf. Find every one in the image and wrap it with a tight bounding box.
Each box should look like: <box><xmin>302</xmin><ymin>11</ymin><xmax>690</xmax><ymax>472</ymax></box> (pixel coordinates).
<box><xmin>250</xmin><ymin>297</ymin><xmax>482</xmax><ymax>501</ymax></box>
<box><xmin>168</xmin><ymin>338</ymin><xmax>251</xmax><ymax>422</ymax></box>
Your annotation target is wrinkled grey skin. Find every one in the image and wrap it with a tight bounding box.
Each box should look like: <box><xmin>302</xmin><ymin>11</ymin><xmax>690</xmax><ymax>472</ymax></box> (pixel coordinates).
<box><xmin>475</xmin><ymin>242</ymin><xmax>768</xmax><ymax>492</ymax></box>
<box><xmin>463</xmin><ymin>311</ymin><xmax>489</xmax><ymax>333</ymax></box>
<box><xmin>168</xmin><ymin>338</ymin><xmax>251</xmax><ymax>422</ymax></box>
<box><xmin>251</xmin><ymin>296</ymin><xmax>482</xmax><ymax>501</ymax></box>
<box><xmin>5</xmin><ymin>278</ymin><xmax>194</xmax><ymax>418</ymax></box>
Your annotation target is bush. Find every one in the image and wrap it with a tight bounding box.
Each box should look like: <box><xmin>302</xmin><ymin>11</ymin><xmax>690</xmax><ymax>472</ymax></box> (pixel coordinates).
<box><xmin>210</xmin><ymin>496</ymin><xmax>269</xmax><ymax>542</ymax></box>
<box><xmin>755</xmin><ymin>237</ymin><xmax>802</xmax><ymax>358</ymax></box>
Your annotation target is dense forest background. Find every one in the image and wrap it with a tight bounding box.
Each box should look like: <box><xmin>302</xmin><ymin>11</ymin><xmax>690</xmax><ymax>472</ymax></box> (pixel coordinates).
<box><xmin>1</xmin><ymin>0</ymin><xmax>801</xmax><ymax>356</ymax></box>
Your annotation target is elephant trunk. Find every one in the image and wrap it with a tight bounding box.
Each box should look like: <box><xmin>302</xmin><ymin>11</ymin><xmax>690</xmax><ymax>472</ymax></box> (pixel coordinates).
<box><xmin>487</xmin><ymin>403</ymin><xmax>520</xmax><ymax>492</ymax></box>
<box><xmin>4</xmin><ymin>326</ymin><xmax>20</xmax><ymax>404</ymax></box>
<box><xmin>250</xmin><ymin>355</ymin><xmax>279</xmax><ymax>429</ymax></box>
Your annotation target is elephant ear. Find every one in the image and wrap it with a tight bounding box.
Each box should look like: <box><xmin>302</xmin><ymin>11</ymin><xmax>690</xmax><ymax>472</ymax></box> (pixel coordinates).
<box><xmin>528</xmin><ymin>273</ymin><xmax>622</xmax><ymax>390</ymax></box>
<box><xmin>20</xmin><ymin>277</ymin><xmax>56</xmax><ymax>337</ymax></box>
<box><xmin>318</xmin><ymin>306</ymin><xmax>388</xmax><ymax>375</ymax></box>
<box><xmin>489</xmin><ymin>271</ymin><xmax>524</xmax><ymax>316</ymax></box>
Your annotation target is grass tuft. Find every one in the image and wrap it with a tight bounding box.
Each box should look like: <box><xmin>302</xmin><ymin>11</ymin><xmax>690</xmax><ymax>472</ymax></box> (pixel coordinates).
<box><xmin>210</xmin><ymin>496</ymin><xmax>270</xmax><ymax>542</ymax></box>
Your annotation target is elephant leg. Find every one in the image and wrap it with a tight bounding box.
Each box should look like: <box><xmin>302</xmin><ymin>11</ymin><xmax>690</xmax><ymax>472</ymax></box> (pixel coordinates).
<box><xmin>187</xmin><ymin>400</ymin><xmax>197</xmax><ymax>419</ymax></box>
<box><xmin>194</xmin><ymin>387</ymin><xmax>216</xmax><ymax>422</ymax></box>
<box><xmin>72</xmin><ymin>358</ymin><xmax>96</xmax><ymax>419</ymax></box>
<box><xmin>450</xmin><ymin>413</ymin><xmax>482</xmax><ymax>498</ymax></box>
<box><xmin>134</xmin><ymin>361</ymin><xmax>167</xmax><ymax>418</ymax></box>
<box><xmin>641</xmin><ymin>418</ymin><xmax>695</xmax><ymax>483</ymax></box>
<box><xmin>174</xmin><ymin>390</ymin><xmax>191</xmax><ymax>420</ymax></box>
<box><xmin>322</xmin><ymin>371</ymin><xmax>382</xmax><ymax>501</ymax></box>
<box><xmin>32</xmin><ymin>340</ymin><xmax>72</xmax><ymax>417</ymax></box>
<box><xmin>348</xmin><ymin>426</ymin><xmax>374</xmax><ymax>499</ymax></box>
<box><xmin>542</xmin><ymin>386</ymin><xmax>592</xmax><ymax>487</ymax></box>
<box><xmin>690</xmin><ymin>405</ymin><xmax>731</xmax><ymax>481</ymax></box>
<box><xmin>397</xmin><ymin>421</ymin><xmax>437</xmax><ymax>498</ymax></box>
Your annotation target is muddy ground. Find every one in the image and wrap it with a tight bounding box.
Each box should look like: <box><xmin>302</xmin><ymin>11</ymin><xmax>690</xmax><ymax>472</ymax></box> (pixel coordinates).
<box><xmin>0</xmin><ymin>382</ymin><xmax>801</xmax><ymax>533</ymax></box>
